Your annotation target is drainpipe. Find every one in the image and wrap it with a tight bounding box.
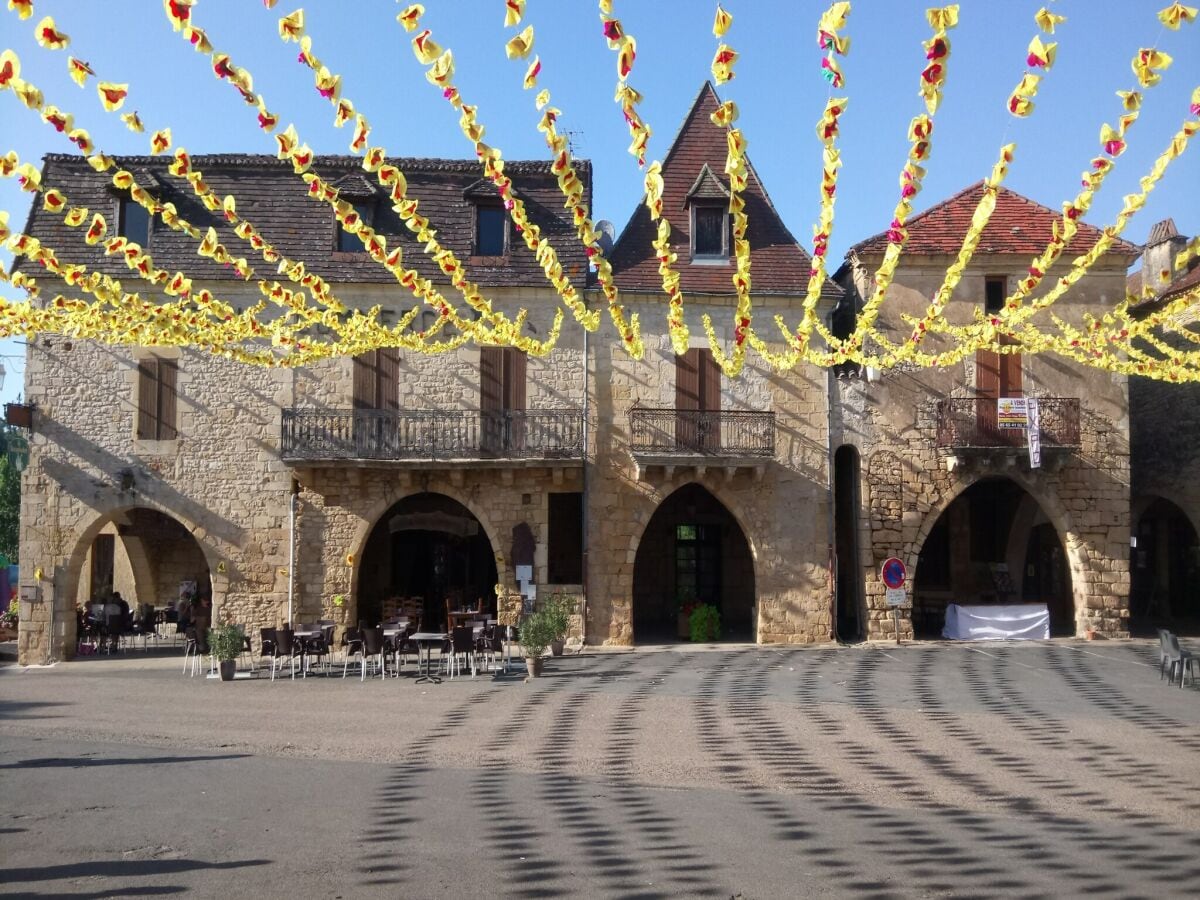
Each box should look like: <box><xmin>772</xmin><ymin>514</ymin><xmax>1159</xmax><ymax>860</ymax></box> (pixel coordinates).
<box><xmin>288</xmin><ymin>477</ymin><xmax>299</xmax><ymax>626</ymax></box>
<box><xmin>580</xmin><ymin>319</ymin><xmax>590</xmax><ymax>645</ymax></box>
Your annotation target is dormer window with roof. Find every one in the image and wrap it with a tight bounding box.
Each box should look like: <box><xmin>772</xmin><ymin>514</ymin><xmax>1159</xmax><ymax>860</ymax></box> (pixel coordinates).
<box><xmin>685</xmin><ymin>164</ymin><xmax>731</xmax><ymax>263</ymax></box>
<box><xmin>335</xmin><ymin>201</ymin><xmax>374</xmax><ymax>253</ymax></box>
<box><xmin>463</xmin><ymin>178</ymin><xmax>509</xmax><ymax>258</ymax></box>
<box><xmin>330</xmin><ymin>173</ymin><xmax>378</xmax><ymax>254</ymax></box>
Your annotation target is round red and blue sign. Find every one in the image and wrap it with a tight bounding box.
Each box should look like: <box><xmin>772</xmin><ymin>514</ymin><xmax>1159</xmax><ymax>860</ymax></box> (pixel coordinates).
<box><xmin>881</xmin><ymin>557</ymin><xmax>907</xmax><ymax>589</ymax></box>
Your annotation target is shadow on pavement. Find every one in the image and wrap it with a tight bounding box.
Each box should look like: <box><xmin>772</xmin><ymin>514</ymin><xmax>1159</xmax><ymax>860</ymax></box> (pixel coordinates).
<box><xmin>0</xmin><ymin>753</ymin><xmax>251</xmax><ymax>770</ymax></box>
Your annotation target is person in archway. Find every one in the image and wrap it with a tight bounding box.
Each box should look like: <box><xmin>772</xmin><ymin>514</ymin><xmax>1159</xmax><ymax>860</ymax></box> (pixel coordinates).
<box><xmin>192</xmin><ymin>594</ymin><xmax>212</xmax><ymax>653</ymax></box>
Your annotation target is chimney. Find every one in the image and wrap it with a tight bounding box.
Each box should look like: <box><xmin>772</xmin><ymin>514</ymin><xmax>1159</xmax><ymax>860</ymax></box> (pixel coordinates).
<box><xmin>1141</xmin><ymin>218</ymin><xmax>1188</xmax><ymax>294</ymax></box>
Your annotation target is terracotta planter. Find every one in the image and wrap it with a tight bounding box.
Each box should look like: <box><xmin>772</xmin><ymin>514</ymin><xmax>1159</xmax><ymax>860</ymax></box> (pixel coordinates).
<box><xmin>677</xmin><ymin>612</ymin><xmax>691</xmax><ymax>640</ymax></box>
<box><xmin>218</xmin><ymin>659</ymin><xmax>236</xmax><ymax>681</ymax></box>
<box><xmin>526</xmin><ymin>657</ymin><xmax>543</xmax><ymax>678</ymax></box>
<box><xmin>550</xmin><ymin>640</ymin><xmax>565</xmax><ymax>657</ymax></box>
<box><xmin>1084</xmin><ymin>628</ymin><xmax>1097</xmax><ymax>641</ymax></box>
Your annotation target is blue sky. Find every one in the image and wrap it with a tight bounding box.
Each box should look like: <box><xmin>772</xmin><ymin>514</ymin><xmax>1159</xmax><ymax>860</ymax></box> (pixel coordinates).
<box><xmin>1</xmin><ymin>0</ymin><xmax>1198</xmax><ymax>404</ymax></box>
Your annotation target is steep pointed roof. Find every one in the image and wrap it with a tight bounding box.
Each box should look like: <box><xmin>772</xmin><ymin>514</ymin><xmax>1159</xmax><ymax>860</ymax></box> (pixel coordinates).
<box><xmin>849</xmin><ymin>182</ymin><xmax>1141</xmax><ymax>260</ymax></box>
<box><xmin>610</xmin><ymin>82</ymin><xmax>840</xmax><ymax>301</ymax></box>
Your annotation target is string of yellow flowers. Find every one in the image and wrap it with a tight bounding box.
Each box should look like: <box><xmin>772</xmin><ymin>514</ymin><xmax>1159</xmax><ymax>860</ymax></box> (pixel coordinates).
<box><xmin>698</xmin><ymin>3</ymin><xmax>755</xmax><ymax>379</ymax></box>
<box><xmin>750</xmin><ymin>1</ymin><xmax>851</xmax><ymax>372</ymax></box>
<box><xmin>498</xmin><ymin>0</ymin><xmax>645</xmax><ymax>359</ymax></box>
<box><xmin>172</xmin><ymin>7</ymin><xmax>519</xmax><ymax>354</ymax></box>
<box><xmin>390</xmin><ymin>5</ymin><xmax>597</xmax><ymax>337</ymax></box>
<box><xmin>598</xmin><ymin>0</ymin><xmax>691</xmax><ymax>356</ymax></box>
<box><xmin>820</xmin><ymin>5</ymin><xmax>959</xmax><ymax>364</ymax></box>
<box><xmin>275</xmin><ymin>10</ymin><xmax>572</xmax><ymax>356</ymax></box>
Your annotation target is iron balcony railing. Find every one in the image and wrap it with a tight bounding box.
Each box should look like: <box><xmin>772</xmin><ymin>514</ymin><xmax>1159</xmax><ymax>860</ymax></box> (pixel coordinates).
<box><xmin>629</xmin><ymin>408</ymin><xmax>775</xmax><ymax>457</ymax></box>
<box><xmin>280</xmin><ymin>408</ymin><xmax>584</xmax><ymax>461</ymax></box>
<box><xmin>935</xmin><ymin>397</ymin><xmax>1081</xmax><ymax>449</ymax></box>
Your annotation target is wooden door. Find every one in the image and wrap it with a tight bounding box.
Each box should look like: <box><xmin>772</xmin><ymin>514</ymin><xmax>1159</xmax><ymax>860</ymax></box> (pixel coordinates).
<box><xmin>975</xmin><ymin>340</ymin><xmax>1022</xmax><ymax>446</ymax></box>
<box><xmin>699</xmin><ymin>348</ymin><xmax>721</xmax><ymax>451</ymax></box>
<box><xmin>353</xmin><ymin>350</ymin><xmax>399</xmax><ymax>456</ymax></box>
<box><xmin>675</xmin><ymin>350</ymin><xmax>700</xmax><ymax>451</ymax></box>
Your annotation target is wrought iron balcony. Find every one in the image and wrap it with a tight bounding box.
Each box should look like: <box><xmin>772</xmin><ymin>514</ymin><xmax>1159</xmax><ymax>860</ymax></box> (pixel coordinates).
<box><xmin>935</xmin><ymin>397</ymin><xmax>1081</xmax><ymax>450</ymax></box>
<box><xmin>281</xmin><ymin>408</ymin><xmax>583</xmax><ymax>462</ymax></box>
<box><xmin>629</xmin><ymin>408</ymin><xmax>775</xmax><ymax>457</ymax></box>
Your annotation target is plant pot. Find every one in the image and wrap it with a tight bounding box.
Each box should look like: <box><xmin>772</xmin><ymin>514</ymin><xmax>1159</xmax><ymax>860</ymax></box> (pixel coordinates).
<box><xmin>218</xmin><ymin>659</ymin><xmax>236</xmax><ymax>681</ymax></box>
<box><xmin>525</xmin><ymin>656</ymin><xmax>543</xmax><ymax>678</ymax></box>
<box><xmin>677</xmin><ymin>612</ymin><xmax>691</xmax><ymax>640</ymax></box>
<box><xmin>1084</xmin><ymin>628</ymin><xmax>1097</xmax><ymax>641</ymax></box>
<box><xmin>550</xmin><ymin>639</ymin><xmax>565</xmax><ymax>657</ymax></box>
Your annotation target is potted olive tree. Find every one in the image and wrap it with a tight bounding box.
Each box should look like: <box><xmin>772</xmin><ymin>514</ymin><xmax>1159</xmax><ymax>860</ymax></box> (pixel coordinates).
<box><xmin>519</xmin><ymin>609</ymin><xmax>555</xmax><ymax>678</ymax></box>
<box><xmin>544</xmin><ymin>593</ymin><xmax>573</xmax><ymax>657</ymax></box>
<box><xmin>209</xmin><ymin>624</ymin><xmax>244</xmax><ymax>682</ymax></box>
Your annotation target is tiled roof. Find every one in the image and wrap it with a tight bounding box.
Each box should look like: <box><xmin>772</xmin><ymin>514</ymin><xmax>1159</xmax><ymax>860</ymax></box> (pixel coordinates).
<box><xmin>849</xmin><ymin>182</ymin><xmax>1142</xmax><ymax>260</ymax></box>
<box><xmin>1161</xmin><ymin>264</ymin><xmax>1200</xmax><ymax>302</ymax></box>
<box><xmin>13</xmin><ymin>153</ymin><xmax>591</xmax><ymax>289</ymax></box>
<box><xmin>1146</xmin><ymin>217</ymin><xmax>1179</xmax><ymax>247</ymax></box>
<box><xmin>610</xmin><ymin>83</ymin><xmax>841</xmax><ymax>301</ymax></box>
<box><xmin>684</xmin><ymin>164</ymin><xmax>731</xmax><ymax>203</ymax></box>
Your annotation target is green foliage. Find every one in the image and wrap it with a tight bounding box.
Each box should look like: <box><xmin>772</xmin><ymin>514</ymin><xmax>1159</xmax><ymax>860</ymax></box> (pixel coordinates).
<box><xmin>208</xmin><ymin>624</ymin><xmax>245</xmax><ymax>662</ymax></box>
<box><xmin>542</xmin><ymin>592</ymin><xmax>573</xmax><ymax>642</ymax></box>
<box><xmin>2</xmin><ymin>597</ymin><xmax>16</xmax><ymax>626</ymax></box>
<box><xmin>519</xmin><ymin>608</ymin><xmax>557</xmax><ymax>659</ymax></box>
<box><xmin>0</xmin><ymin>450</ymin><xmax>21</xmax><ymax>564</ymax></box>
<box><xmin>689</xmin><ymin>604</ymin><xmax>721</xmax><ymax>643</ymax></box>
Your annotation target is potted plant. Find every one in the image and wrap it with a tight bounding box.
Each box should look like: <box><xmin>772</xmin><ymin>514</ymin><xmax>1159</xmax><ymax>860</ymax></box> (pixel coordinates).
<box><xmin>544</xmin><ymin>593</ymin><xmax>572</xmax><ymax>656</ymax></box>
<box><xmin>677</xmin><ymin>601</ymin><xmax>697</xmax><ymax>640</ymax></box>
<box><xmin>689</xmin><ymin>603</ymin><xmax>721</xmax><ymax>643</ymax></box>
<box><xmin>519</xmin><ymin>609</ymin><xmax>555</xmax><ymax>678</ymax></box>
<box><xmin>208</xmin><ymin>624</ymin><xmax>244</xmax><ymax>682</ymax></box>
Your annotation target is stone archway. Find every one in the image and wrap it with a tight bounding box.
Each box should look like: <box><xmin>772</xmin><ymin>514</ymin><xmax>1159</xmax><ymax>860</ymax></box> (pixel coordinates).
<box><xmin>58</xmin><ymin>505</ymin><xmax>217</xmax><ymax>660</ymax></box>
<box><xmin>631</xmin><ymin>482</ymin><xmax>756</xmax><ymax>643</ymax></box>
<box><xmin>909</xmin><ymin>476</ymin><xmax>1078</xmax><ymax>638</ymax></box>
<box><xmin>354</xmin><ymin>492</ymin><xmax>498</xmax><ymax>630</ymax></box>
<box><xmin>1131</xmin><ymin>496</ymin><xmax>1200</xmax><ymax>630</ymax></box>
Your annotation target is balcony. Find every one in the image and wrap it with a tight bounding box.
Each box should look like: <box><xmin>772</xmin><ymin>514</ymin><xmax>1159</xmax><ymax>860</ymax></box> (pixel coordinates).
<box><xmin>629</xmin><ymin>408</ymin><xmax>775</xmax><ymax>479</ymax></box>
<box><xmin>936</xmin><ymin>397</ymin><xmax>1081</xmax><ymax>463</ymax></box>
<box><xmin>281</xmin><ymin>408</ymin><xmax>583</xmax><ymax>467</ymax></box>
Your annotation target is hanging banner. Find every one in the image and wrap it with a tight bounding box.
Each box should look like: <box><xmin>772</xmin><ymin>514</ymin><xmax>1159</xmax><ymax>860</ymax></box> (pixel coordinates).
<box><xmin>997</xmin><ymin>396</ymin><xmax>1029</xmax><ymax>429</ymax></box>
<box><xmin>1027</xmin><ymin>398</ymin><xmax>1042</xmax><ymax>468</ymax></box>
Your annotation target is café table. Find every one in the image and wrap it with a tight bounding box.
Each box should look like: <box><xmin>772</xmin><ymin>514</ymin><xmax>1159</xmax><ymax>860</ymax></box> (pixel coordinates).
<box><xmin>446</xmin><ymin>609</ymin><xmax>484</xmax><ymax>630</ymax></box>
<box><xmin>410</xmin><ymin>632</ymin><xmax>447</xmax><ymax>684</ymax></box>
<box><xmin>292</xmin><ymin>627</ymin><xmax>324</xmax><ymax>675</ymax></box>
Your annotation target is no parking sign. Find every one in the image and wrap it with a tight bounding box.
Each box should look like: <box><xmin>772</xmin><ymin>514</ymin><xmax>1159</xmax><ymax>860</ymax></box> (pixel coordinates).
<box><xmin>882</xmin><ymin>557</ymin><xmax>908</xmax><ymax>610</ymax></box>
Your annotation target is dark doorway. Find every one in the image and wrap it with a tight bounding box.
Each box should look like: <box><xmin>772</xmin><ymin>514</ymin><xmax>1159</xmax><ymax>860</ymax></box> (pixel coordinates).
<box><xmin>913</xmin><ymin>479</ymin><xmax>1072</xmax><ymax>638</ymax></box>
<box><xmin>1131</xmin><ymin>497</ymin><xmax>1200</xmax><ymax>633</ymax></box>
<box><xmin>834</xmin><ymin>445</ymin><xmax>864</xmax><ymax>641</ymax></box>
<box><xmin>632</xmin><ymin>483</ymin><xmax>754</xmax><ymax>642</ymax></box>
<box><xmin>357</xmin><ymin>494</ymin><xmax>498</xmax><ymax>629</ymax></box>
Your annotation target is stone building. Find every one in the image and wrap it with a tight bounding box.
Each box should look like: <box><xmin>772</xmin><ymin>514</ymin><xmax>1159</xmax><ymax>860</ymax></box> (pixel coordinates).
<box><xmin>831</xmin><ymin>183</ymin><xmax>1141</xmax><ymax>640</ymax></box>
<box><xmin>1128</xmin><ymin>218</ymin><xmax>1200</xmax><ymax>628</ymax></box>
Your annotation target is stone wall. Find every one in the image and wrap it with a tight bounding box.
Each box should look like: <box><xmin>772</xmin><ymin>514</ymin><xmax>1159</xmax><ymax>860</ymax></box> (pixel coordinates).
<box><xmin>832</xmin><ymin>256</ymin><xmax>1132</xmax><ymax>639</ymax></box>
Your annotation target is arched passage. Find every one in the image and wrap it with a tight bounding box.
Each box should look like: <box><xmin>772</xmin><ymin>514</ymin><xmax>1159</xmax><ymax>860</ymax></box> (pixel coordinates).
<box><xmin>1131</xmin><ymin>497</ymin><xmax>1199</xmax><ymax>630</ymax></box>
<box><xmin>632</xmin><ymin>483</ymin><xmax>755</xmax><ymax>642</ymax></box>
<box><xmin>65</xmin><ymin>506</ymin><xmax>213</xmax><ymax>657</ymax></box>
<box><xmin>912</xmin><ymin>477</ymin><xmax>1074</xmax><ymax>638</ymax></box>
<box><xmin>356</xmin><ymin>492</ymin><xmax>498</xmax><ymax>630</ymax></box>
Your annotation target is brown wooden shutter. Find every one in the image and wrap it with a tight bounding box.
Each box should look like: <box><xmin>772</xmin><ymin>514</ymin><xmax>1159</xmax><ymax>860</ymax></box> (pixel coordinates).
<box><xmin>137</xmin><ymin>358</ymin><xmax>158</xmax><ymax>439</ymax></box>
<box><xmin>352</xmin><ymin>351</ymin><xmax>375</xmax><ymax>410</ymax></box>
<box><xmin>377</xmin><ymin>348</ymin><xmax>400</xmax><ymax>411</ymax></box>
<box><xmin>676</xmin><ymin>350</ymin><xmax>700</xmax><ymax>410</ymax></box>
<box><xmin>480</xmin><ymin>346</ymin><xmax>504</xmax><ymax>454</ymax></box>
<box><xmin>999</xmin><ymin>342</ymin><xmax>1022</xmax><ymax>397</ymax></box>
<box><xmin>699</xmin><ymin>349</ymin><xmax>720</xmax><ymax>412</ymax></box>
<box><xmin>158</xmin><ymin>359</ymin><xmax>178</xmax><ymax>440</ymax></box>
<box><xmin>505</xmin><ymin>349</ymin><xmax>527</xmax><ymax>413</ymax></box>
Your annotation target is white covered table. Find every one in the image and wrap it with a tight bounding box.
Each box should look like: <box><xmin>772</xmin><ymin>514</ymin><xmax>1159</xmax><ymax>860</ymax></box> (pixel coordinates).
<box><xmin>942</xmin><ymin>603</ymin><xmax>1050</xmax><ymax>641</ymax></box>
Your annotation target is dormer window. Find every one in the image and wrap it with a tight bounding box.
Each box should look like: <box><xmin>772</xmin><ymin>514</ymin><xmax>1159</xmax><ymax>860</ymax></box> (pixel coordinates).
<box><xmin>475</xmin><ymin>205</ymin><xmax>507</xmax><ymax>257</ymax></box>
<box><xmin>118</xmin><ymin>196</ymin><xmax>150</xmax><ymax>247</ymax></box>
<box><xmin>684</xmin><ymin>163</ymin><xmax>732</xmax><ymax>263</ymax></box>
<box><xmin>336</xmin><ymin>201</ymin><xmax>373</xmax><ymax>253</ymax></box>
<box><xmin>693</xmin><ymin>205</ymin><xmax>729</xmax><ymax>259</ymax></box>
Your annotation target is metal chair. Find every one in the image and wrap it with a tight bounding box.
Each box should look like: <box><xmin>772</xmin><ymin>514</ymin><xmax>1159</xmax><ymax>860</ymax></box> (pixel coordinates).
<box><xmin>270</xmin><ymin>628</ymin><xmax>300</xmax><ymax>681</ymax></box>
<box><xmin>182</xmin><ymin>627</ymin><xmax>203</xmax><ymax>677</ymax></box>
<box><xmin>1161</xmin><ymin>632</ymin><xmax>1195</xmax><ymax>687</ymax></box>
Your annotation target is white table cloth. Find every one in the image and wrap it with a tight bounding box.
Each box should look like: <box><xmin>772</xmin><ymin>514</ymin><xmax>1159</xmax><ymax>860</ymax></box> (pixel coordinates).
<box><xmin>942</xmin><ymin>603</ymin><xmax>1050</xmax><ymax>641</ymax></box>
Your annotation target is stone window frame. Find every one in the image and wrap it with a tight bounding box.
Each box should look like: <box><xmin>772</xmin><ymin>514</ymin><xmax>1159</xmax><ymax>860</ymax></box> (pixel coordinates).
<box><xmin>690</xmin><ymin>202</ymin><xmax>731</xmax><ymax>264</ymax></box>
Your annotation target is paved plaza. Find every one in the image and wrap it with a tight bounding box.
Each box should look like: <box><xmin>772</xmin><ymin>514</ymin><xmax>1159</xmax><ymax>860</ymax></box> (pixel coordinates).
<box><xmin>2</xmin><ymin>640</ymin><xmax>1199</xmax><ymax>898</ymax></box>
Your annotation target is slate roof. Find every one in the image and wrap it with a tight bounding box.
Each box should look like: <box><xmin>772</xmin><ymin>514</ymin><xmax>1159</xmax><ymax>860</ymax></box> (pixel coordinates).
<box><xmin>609</xmin><ymin>83</ymin><xmax>841</xmax><ymax>301</ymax></box>
<box><xmin>13</xmin><ymin>154</ymin><xmax>592</xmax><ymax>289</ymax></box>
<box><xmin>849</xmin><ymin>182</ymin><xmax>1142</xmax><ymax>260</ymax></box>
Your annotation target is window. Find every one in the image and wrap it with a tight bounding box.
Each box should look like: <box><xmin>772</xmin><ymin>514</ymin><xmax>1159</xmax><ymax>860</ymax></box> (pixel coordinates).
<box><xmin>475</xmin><ymin>205</ymin><xmax>507</xmax><ymax>256</ymax></box>
<box><xmin>984</xmin><ymin>276</ymin><xmax>1006</xmax><ymax>314</ymax></box>
<box><xmin>352</xmin><ymin>349</ymin><xmax>399</xmax><ymax>411</ymax></box>
<box><xmin>480</xmin><ymin>346</ymin><xmax>526</xmax><ymax>454</ymax></box>
<box><xmin>119</xmin><ymin>197</ymin><xmax>150</xmax><ymax>247</ymax></box>
<box><xmin>136</xmin><ymin>357</ymin><xmax>178</xmax><ymax>440</ymax></box>
<box><xmin>675</xmin><ymin>348</ymin><xmax>721</xmax><ymax>452</ymax></box>
<box><xmin>692</xmin><ymin>205</ymin><xmax>728</xmax><ymax>258</ymax></box>
<box><xmin>548</xmin><ymin>493</ymin><xmax>584</xmax><ymax>585</ymax></box>
<box><xmin>336</xmin><ymin>202</ymin><xmax>373</xmax><ymax>253</ymax></box>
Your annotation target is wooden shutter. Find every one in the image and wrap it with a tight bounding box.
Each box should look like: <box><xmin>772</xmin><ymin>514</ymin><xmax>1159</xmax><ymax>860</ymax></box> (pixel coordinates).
<box><xmin>480</xmin><ymin>346</ymin><xmax>504</xmax><ymax>454</ymax></box>
<box><xmin>136</xmin><ymin>358</ymin><xmax>158</xmax><ymax>439</ymax></box>
<box><xmin>699</xmin><ymin>349</ymin><xmax>720</xmax><ymax>450</ymax></box>
<box><xmin>377</xmin><ymin>348</ymin><xmax>400</xmax><ymax>411</ymax></box>
<box><xmin>675</xmin><ymin>350</ymin><xmax>700</xmax><ymax>451</ymax></box>
<box><xmin>352</xmin><ymin>351</ymin><xmax>375</xmax><ymax>410</ymax></box>
<box><xmin>158</xmin><ymin>359</ymin><xmax>178</xmax><ymax>440</ymax></box>
<box><xmin>975</xmin><ymin>348</ymin><xmax>1001</xmax><ymax>442</ymax></box>
<box><xmin>504</xmin><ymin>349</ymin><xmax>527</xmax><ymax>413</ymax></box>
<box><xmin>999</xmin><ymin>341</ymin><xmax>1022</xmax><ymax>397</ymax></box>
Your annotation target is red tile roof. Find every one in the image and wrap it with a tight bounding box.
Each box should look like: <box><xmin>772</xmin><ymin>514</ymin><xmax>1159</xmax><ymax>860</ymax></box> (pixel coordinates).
<box><xmin>849</xmin><ymin>182</ymin><xmax>1142</xmax><ymax>260</ymax></box>
<box><xmin>610</xmin><ymin>83</ymin><xmax>840</xmax><ymax>301</ymax></box>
